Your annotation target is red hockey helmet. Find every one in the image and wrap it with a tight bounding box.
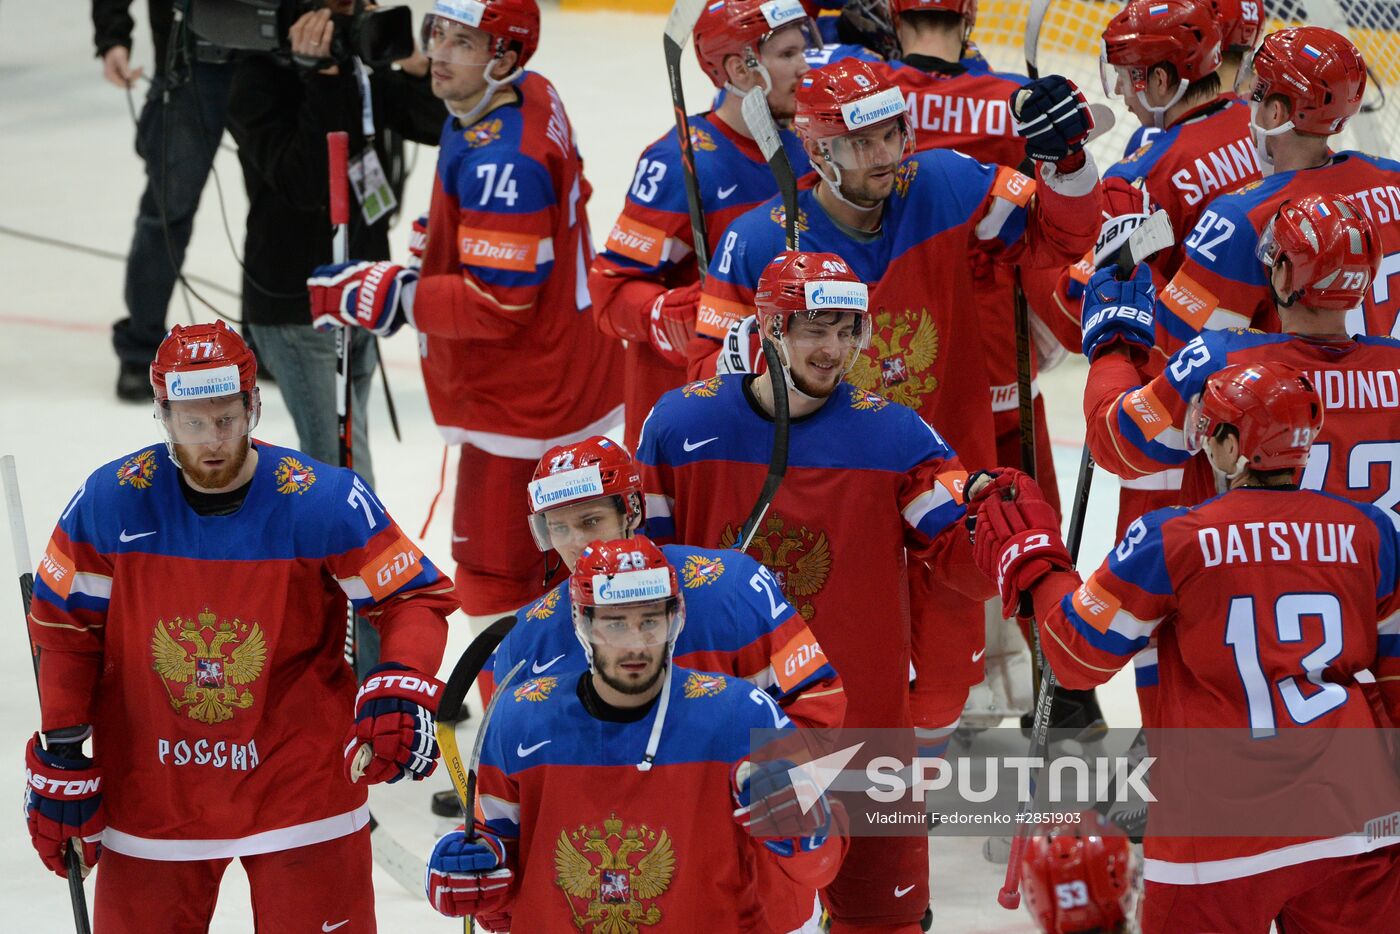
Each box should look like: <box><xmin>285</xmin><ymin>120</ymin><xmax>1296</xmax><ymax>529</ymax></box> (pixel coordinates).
<box><xmin>150</xmin><ymin>321</ymin><xmax>258</xmax><ymax>405</ymax></box>
<box><xmin>693</xmin><ymin>0</ymin><xmax>818</xmax><ymax>89</ymax></box>
<box><xmin>1215</xmin><ymin>0</ymin><xmax>1265</xmax><ymax>52</ymax></box>
<box><xmin>570</xmin><ymin>536</ymin><xmax>684</xmax><ymax>652</ymax></box>
<box><xmin>527</xmin><ymin>436</ymin><xmax>644</xmax><ymax>551</ymax></box>
<box><xmin>1101</xmin><ymin>0</ymin><xmax>1224</xmax><ymax>98</ymax></box>
<box><xmin>421</xmin><ymin>0</ymin><xmax>540</xmax><ymax>69</ymax></box>
<box><xmin>887</xmin><ymin>0</ymin><xmax>977</xmax><ymax>28</ymax></box>
<box><xmin>1242</xmin><ymin>26</ymin><xmax>1366</xmax><ymax>135</ymax></box>
<box><xmin>756</xmin><ymin>250</ymin><xmax>870</xmax><ymax>341</ymax></box>
<box><xmin>1257</xmin><ymin>193</ymin><xmax>1381</xmax><ymax>312</ymax></box>
<box><xmin>1185</xmin><ymin>361</ymin><xmax>1324</xmax><ymax>471</ymax></box>
<box><xmin>794</xmin><ymin>60</ymin><xmax>909</xmax><ymax>140</ymax></box>
<box><xmin>1020</xmin><ymin>812</ymin><xmax>1134</xmax><ymax>934</ymax></box>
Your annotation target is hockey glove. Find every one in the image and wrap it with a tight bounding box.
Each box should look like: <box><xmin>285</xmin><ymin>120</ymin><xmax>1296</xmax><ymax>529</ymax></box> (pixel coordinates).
<box><xmin>24</xmin><ymin>732</ymin><xmax>103</xmax><ymax>878</ymax></box>
<box><xmin>344</xmin><ymin>663</ymin><xmax>444</xmax><ymax>785</ymax></box>
<box><xmin>1011</xmin><ymin>76</ymin><xmax>1093</xmax><ymax>175</ymax></box>
<box><xmin>407</xmin><ymin>214</ymin><xmax>429</xmax><ymax>267</ymax></box>
<box><xmin>648</xmin><ymin>282</ymin><xmax>701</xmax><ymax>367</ymax></box>
<box><xmin>965</xmin><ymin>469</ymin><xmax>1072</xmax><ymax>618</ymax></box>
<box><xmin>308</xmin><ymin>260</ymin><xmax>417</xmax><ymax>337</ymax></box>
<box><xmin>715</xmin><ymin>314</ymin><xmax>767</xmax><ymax>376</ymax></box>
<box><xmin>1080</xmin><ymin>264</ymin><xmax>1156</xmax><ymax>361</ymax></box>
<box><xmin>426</xmin><ymin>828</ymin><xmax>513</xmax><ymax>919</ymax></box>
<box><xmin>1067</xmin><ymin>178</ymin><xmax>1154</xmax><ymax>301</ymax></box>
<box><xmin>732</xmin><ymin>758</ymin><xmax>831</xmax><ymax>858</ymax></box>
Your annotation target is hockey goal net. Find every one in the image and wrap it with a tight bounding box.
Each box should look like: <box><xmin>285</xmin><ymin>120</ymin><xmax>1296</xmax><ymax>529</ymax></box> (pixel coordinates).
<box><xmin>969</xmin><ymin>0</ymin><xmax>1400</xmax><ymax>167</ymax></box>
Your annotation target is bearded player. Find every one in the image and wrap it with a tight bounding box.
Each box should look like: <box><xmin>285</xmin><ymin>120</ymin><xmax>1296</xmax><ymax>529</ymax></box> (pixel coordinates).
<box><xmin>23</xmin><ymin>322</ymin><xmax>457</xmax><ymax>930</ymax></box>
<box><xmin>425</xmin><ymin>539</ymin><xmax>845</xmax><ymax>930</ymax></box>
<box><xmin>640</xmin><ymin>252</ymin><xmax>996</xmax><ymax>931</ymax></box>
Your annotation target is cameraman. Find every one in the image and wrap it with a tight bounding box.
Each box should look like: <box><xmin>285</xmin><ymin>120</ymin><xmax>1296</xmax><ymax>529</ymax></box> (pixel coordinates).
<box><xmin>94</xmin><ymin>0</ymin><xmax>238</xmax><ymax>402</ymax></box>
<box><xmin>227</xmin><ymin>0</ymin><xmax>443</xmax><ymax>484</ymax></box>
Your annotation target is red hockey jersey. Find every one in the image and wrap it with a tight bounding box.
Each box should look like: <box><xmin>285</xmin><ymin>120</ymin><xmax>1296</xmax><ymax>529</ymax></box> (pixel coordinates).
<box><xmin>1156</xmin><ymin>152</ymin><xmax>1400</xmax><ymax>359</ymax></box>
<box><xmin>471</xmin><ymin>668</ymin><xmax>844</xmax><ymax>931</ymax></box>
<box><xmin>414</xmin><ymin>72</ymin><xmax>623</xmax><ymax>456</ymax></box>
<box><xmin>1030</xmin><ymin>489</ymin><xmax>1400</xmax><ymax>881</ymax></box>
<box><xmin>27</xmin><ymin>443</ymin><xmax>457</xmax><ymax>858</ymax></box>
<box><xmin>587</xmin><ymin>113</ymin><xmax>811</xmax><ymax>451</ymax></box>
<box><xmin>636</xmin><ymin>375</ymin><xmax>994</xmax><ymax>728</ymax></box>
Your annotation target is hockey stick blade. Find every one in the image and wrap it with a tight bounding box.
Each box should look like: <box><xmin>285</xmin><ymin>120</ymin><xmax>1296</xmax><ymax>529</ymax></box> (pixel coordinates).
<box><xmin>1023</xmin><ymin>0</ymin><xmax>1054</xmax><ymax>77</ymax></box>
<box><xmin>741</xmin><ymin>88</ymin><xmax>783</xmax><ymax>161</ymax></box>
<box><xmin>663</xmin><ymin>0</ymin><xmax>705</xmax><ymax>48</ymax></box>
<box><xmin>367</xmin><ymin>813</ymin><xmax>430</xmax><ymax>895</ymax></box>
<box><xmin>741</xmin><ymin>89</ymin><xmax>800</xmax><ymax>250</ymax></box>
<box><xmin>1124</xmin><ymin>208</ymin><xmax>1174</xmax><ymax>273</ymax></box>
<box><xmin>1084</xmin><ymin>102</ymin><xmax>1115</xmax><ymax>146</ymax></box>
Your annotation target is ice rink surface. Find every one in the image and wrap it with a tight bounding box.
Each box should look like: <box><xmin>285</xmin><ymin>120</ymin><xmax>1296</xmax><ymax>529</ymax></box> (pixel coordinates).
<box><xmin>0</xmin><ymin>1</ymin><xmax>1138</xmax><ymax>929</ymax></box>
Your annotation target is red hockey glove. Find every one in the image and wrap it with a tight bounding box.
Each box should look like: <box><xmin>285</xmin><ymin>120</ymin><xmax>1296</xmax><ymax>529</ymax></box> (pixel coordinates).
<box><xmin>309</xmin><ymin>261</ymin><xmax>417</xmax><ymax>337</ymax></box>
<box><xmin>344</xmin><ymin>663</ymin><xmax>444</xmax><ymax>785</ymax></box>
<box><xmin>406</xmin><ymin>214</ymin><xmax>429</xmax><ymax>267</ymax></box>
<box><xmin>648</xmin><ymin>282</ymin><xmax>701</xmax><ymax>367</ymax></box>
<box><xmin>426</xmin><ymin>828</ymin><xmax>513</xmax><ymax>919</ymax></box>
<box><xmin>965</xmin><ymin>469</ymin><xmax>1072</xmax><ymax>618</ymax></box>
<box><xmin>732</xmin><ymin>758</ymin><xmax>832</xmax><ymax>858</ymax></box>
<box><xmin>715</xmin><ymin>314</ymin><xmax>767</xmax><ymax>376</ymax></box>
<box><xmin>1011</xmin><ymin>75</ymin><xmax>1093</xmax><ymax>175</ymax></box>
<box><xmin>24</xmin><ymin>732</ymin><xmax>102</xmax><ymax>878</ymax></box>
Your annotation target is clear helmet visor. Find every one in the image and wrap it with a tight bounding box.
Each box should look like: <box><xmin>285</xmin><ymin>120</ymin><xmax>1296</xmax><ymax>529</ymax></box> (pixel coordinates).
<box><xmin>1099</xmin><ymin>51</ymin><xmax>1134</xmax><ymax>99</ymax></box>
<box><xmin>156</xmin><ymin>389</ymin><xmax>260</xmax><ymax>448</ymax></box>
<box><xmin>421</xmin><ymin>13</ymin><xmax>496</xmax><ymax>67</ymax></box>
<box><xmin>526</xmin><ymin>493</ymin><xmax>629</xmax><ymax>553</ymax></box>
<box><xmin>824</xmin><ymin>117</ymin><xmax>911</xmax><ymax>170</ymax></box>
<box><xmin>1255</xmin><ymin>217</ymin><xmax>1284</xmax><ymax>270</ymax></box>
<box><xmin>574</xmin><ymin>598</ymin><xmax>683</xmax><ymax>649</ymax></box>
<box><xmin>1183</xmin><ymin>395</ymin><xmax>1212</xmax><ymax>455</ymax></box>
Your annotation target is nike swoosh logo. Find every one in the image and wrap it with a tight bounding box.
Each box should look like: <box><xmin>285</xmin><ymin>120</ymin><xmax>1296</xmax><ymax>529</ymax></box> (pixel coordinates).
<box><xmin>972</xmin><ymin>648</ymin><xmax>986</xmax><ymax>663</ymax></box>
<box><xmin>452</xmin><ymin>534</ymin><xmax>470</xmax><ymax>543</ymax></box>
<box><xmin>119</xmin><ymin>530</ymin><xmax>157</xmax><ymax>542</ymax></box>
<box><xmin>322</xmin><ymin>922</ymin><xmax>349</xmax><ymax>932</ymax></box>
<box><xmin>894</xmin><ymin>884</ymin><xmax>915</xmax><ymax>898</ymax></box>
<box><xmin>532</xmin><ymin>654</ymin><xmax>566</xmax><ymax>674</ymax></box>
<box><xmin>717</xmin><ymin>184</ymin><xmax>738</xmax><ymax>199</ymax></box>
<box><xmin>682</xmin><ymin>437</ymin><xmax>718</xmax><ymax>452</ymax></box>
<box><xmin>517</xmin><ymin>740</ymin><xmax>551</xmax><ymax>758</ymax></box>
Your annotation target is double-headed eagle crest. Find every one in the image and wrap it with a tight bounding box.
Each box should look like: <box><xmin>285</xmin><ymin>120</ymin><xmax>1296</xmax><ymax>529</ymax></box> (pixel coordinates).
<box><xmin>721</xmin><ymin>513</ymin><xmax>831</xmax><ymax>620</ymax></box>
<box><xmin>848</xmin><ymin>308</ymin><xmax>941</xmax><ymax>409</ymax></box>
<box><xmin>555</xmin><ymin>814</ymin><xmax>676</xmax><ymax>932</ymax></box>
<box><xmin>151</xmin><ymin>608</ymin><xmax>266</xmax><ymax>724</ymax></box>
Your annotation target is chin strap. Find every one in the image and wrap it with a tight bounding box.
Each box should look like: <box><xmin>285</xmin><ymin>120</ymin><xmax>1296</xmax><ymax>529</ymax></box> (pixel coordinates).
<box><xmin>1137</xmin><ymin>79</ymin><xmax>1189</xmax><ymax>129</ymax></box>
<box><xmin>447</xmin><ymin>53</ymin><xmax>522</xmax><ymax>128</ymax></box>
<box><xmin>637</xmin><ymin>662</ymin><xmax>674</xmax><ymax>772</ymax></box>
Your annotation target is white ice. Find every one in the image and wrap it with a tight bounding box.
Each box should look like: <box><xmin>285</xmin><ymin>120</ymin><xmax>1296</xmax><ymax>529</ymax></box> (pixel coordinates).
<box><xmin>0</xmin><ymin>2</ymin><xmax>1137</xmax><ymax>929</ymax></box>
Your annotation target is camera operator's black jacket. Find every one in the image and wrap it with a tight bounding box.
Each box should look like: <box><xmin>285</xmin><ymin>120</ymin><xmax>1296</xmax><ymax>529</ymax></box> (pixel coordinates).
<box><xmin>93</xmin><ymin>1</ymin><xmax>176</xmax><ymax>72</ymax></box>
<box><xmin>227</xmin><ymin>55</ymin><xmax>444</xmax><ymax>327</ymax></box>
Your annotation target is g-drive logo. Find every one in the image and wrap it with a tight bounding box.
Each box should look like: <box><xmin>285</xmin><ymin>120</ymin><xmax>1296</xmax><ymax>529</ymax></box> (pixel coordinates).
<box><xmin>434</xmin><ymin>0</ymin><xmax>485</xmax><ymax>27</ymax></box>
<box><xmin>167</xmin><ymin>365</ymin><xmax>240</xmax><ymax>400</ymax></box>
<box><xmin>760</xmin><ymin>0</ymin><xmax>806</xmax><ymax>29</ymax></box>
<box><xmin>804</xmin><ymin>280</ymin><xmax>868</xmax><ymax>311</ymax></box>
<box><xmin>593</xmin><ymin>568</ymin><xmax>672</xmax><ymax>604</ymax></box>
<box><xmin>840</xmin><ymin>87</ymin><xmax>905</xmax><ymax>131</ymax></box>
<box><xmin>527</xmin><ymin>465</ymin><xmax>605</xmax><ymax>511</ymax></box>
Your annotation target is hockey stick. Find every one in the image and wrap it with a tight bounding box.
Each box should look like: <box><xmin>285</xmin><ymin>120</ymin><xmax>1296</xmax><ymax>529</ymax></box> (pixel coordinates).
<box><xmin>736</xmin><ymin>88</ymin><xmax>795</xmax><ymax>552</ymax></box>
<box><xmin>996</xmin><ymin>211</ymin><xmax>1174</xmax><ymax>909</ymax></box>
<box><xmin>664</xmin><ymin>0</ymin><xmax>713</xmax><ymax>278</ymax></box>
<box><xmin>438</xmin><ymin>647</ymin><xmax>527</xmax><ymax>934</ymax></box>
<box><xmin>3</xmin><ymin>456</ymin><xmax>92</xmax><ymax>934</ymax></box>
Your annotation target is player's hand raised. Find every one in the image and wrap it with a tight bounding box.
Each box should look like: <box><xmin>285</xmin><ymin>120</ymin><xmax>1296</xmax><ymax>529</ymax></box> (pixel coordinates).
<box><xmin>714</xmin><ymin>314</ymin><xmax>767</xmax><ymax>376</ymax></box>
<box><xmin>309</xmin><ymin>260</ymin><xmax>418</xmax><ymax>337</ymax></box>
<box><xmin>1080</xmin><ymin>264</ymin><xmax>1156</xmax><ymax>361</ymax></box>
<box><xmin>963</xmin><ymin>468</ymin><xmax>1072</xmax><ymax>618</ymax></box>
<box><xmin>24</xmin><ymin>732</ymin><xmax>103</xmax><ymax>878</ymax></box>
<box><xmin>1011</xmin><ymin>76</ymin><xmax>1094</xmax><ymax>175</ymax></box>
<box><xmin>426</xmin><ymin>828</ymin><xmax>514</xmax><ymax>918</ymax></box>
<box><xmin>648</xmin><ymin>282</ymin><xmax>702</xmax><ymax>367</ymax></box>
<box><xmin>344</xmin><ymin>663</ymin><xmax>444</xmax><ymax>785</ymax></box>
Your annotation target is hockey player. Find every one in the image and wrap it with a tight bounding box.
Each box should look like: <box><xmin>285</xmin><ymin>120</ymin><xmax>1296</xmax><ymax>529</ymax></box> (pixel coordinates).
<box><xmin>424</xmin><ymin>538</ymin><xmax>846</xmax><ymax>930</ymax></box>
<box><xmin>639</xmin><ymin>252</ymin><xmax>996</xmax><ymax>932</ymax></box>
<box><xmin>966</xmin><ymin>362</ymin><xmax>1400</xmax><ymax>933</ymax></box>
<box><xmin>1155</xmin><ymin>25</ymin><xmax>1400</xmax><ymax>354</ymax></box>
<box><xmin>1019</xmin><ymin>813</ymin><xmax>1135</xmax><ymax>934</ymax></box>
<box><xmin>588</xmin><ymin>0</ymin><xmax>818</xmax><ymax>451</ymax></box>
<box><xmin>1082</xmin><ymin>193</ymin><xmax>1384</xmax><ymax>709</ymax></box>
<box><xmin>22</xmin><ymin>322</ymin><xmax>458</xmax><ymax>930</ymax></box>
<box><xmin>307</xmin><ymin>0</ymin><xmax>623</xmax><ymax>622</ymax></box>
